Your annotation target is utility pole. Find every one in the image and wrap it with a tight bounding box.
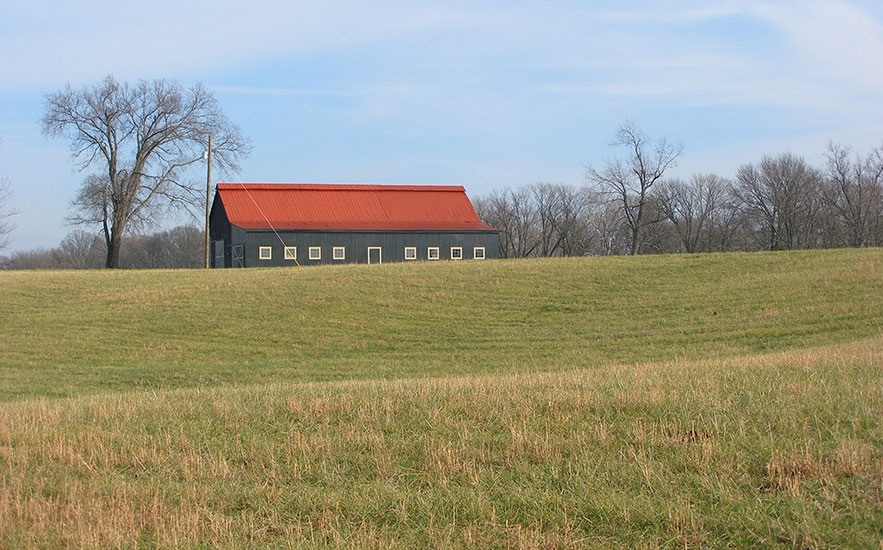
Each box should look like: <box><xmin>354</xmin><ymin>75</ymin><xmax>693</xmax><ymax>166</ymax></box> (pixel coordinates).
<box><xmin>205</xmin><ymin>134</ymin><xmax>212</xmax><ymax>269</ymax></box>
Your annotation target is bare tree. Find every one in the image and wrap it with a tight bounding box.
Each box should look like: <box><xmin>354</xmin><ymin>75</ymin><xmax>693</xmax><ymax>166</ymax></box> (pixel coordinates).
<box><xmin>733</xmin><ymin>153</ymin><xmax>824</xmax><ymax>251</ymax></box>
<box><xmin>822</xmin><ymin>142</ymin><xmax>883</xmax><ymax>248</ymax></box>
<box><xmin>0</xmin><ymin>249</ymin><xmax>58</xmax><ymax>270</ymax></box>
<box><xmin>53</xmin><ymin>230</ymin><xmax>106</xmax><ymax>269</ymax></box>
<box><xmin>474</xmin><ymin>187</ymin><xmax>541</xmax><ymax>258</ymax></box>
<box><xmin>654</xmin><ymin>173</ymin><xmax>734</xmax><ymax>253</ymax></box>
<box><xmin>553</xmin><ymin>185</ymin><xmax>594</xmax><ymax>256</ymax></box>
<box><xmin>0</xmin><ymin>136</ymin><xmax>19</xmax><ymax>251</ymax></box>
<box><xmin>2</xmin><ymin>225</ymin><xmax>205</xmax><ymax>270</ymax></box>
<box><xmin>121</xmin><ymin>225</ymin><xmax>204</xmax><ymax>269</ymax></box>
<box><xmin>476</xmin><ymin>183</ymin><xmax>597</xmax><ymax>258</ymax></box>
<box><xmin>587</xmin><ymin>120</ymin><xmax>683</xmax><ymax>255</ymax></box>
<box><xmin>871</xmin><ymin>146</ymin><xmax>883</xmax><ymax>246</ymax></box>
<box><xmin>533</xmin><ymin>183</ymin><xmax>593</xmax><ymax>256</ymax></box>
<box><xmin>42</xmin><ymin>76</ymin><xmax>250</xmax><ymax>268</ymax></box>
<box><xmin>0</xmin><ymin>178</ymin><xmax>17</xmax><ymax>251</ymax></box>
<box><xmin>532</xmin><ymin>183</ymin><xmax>562</xmax><ymax>256</ymax></box>
<box><xmin>583</xmin><ymin>189</ymin><xmax>629</xmax><ymax>255</ymax></box>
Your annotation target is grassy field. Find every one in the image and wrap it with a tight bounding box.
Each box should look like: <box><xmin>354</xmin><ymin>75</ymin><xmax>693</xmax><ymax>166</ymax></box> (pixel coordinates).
<box><xmin>0</xmin><ymin>249</ymin><xmax>881</xmax><ymax>547</ymax></box>
<box><xmin>1</xmin><ymin>249</ymin><xmax>880</xmax><ymax>401</ymax></box>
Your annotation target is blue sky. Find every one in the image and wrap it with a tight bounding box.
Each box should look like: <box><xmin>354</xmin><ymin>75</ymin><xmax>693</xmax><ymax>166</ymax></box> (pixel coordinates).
<box><xmin>1</xmin><ymin>0</ymin><xmax>882</xmax><ymax>252</ymax></box>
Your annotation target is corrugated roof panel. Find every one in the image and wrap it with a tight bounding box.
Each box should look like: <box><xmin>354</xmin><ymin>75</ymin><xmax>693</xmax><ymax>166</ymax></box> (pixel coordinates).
<box><xmin>214</xmin><ymin>184</ymin><xmax>499</xmax><ymax>232</ymax></box>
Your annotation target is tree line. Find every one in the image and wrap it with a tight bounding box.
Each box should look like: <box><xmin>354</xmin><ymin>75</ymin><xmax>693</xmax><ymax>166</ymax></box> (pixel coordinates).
<box><xmin>0</xmin><ymin>226</ymin><xmax>204</xmax><ymax>270</ymax></box>
<box><xmin>3</xmin><ymin>80</ymin><xmax>881</xmax><ymax>267</ymax></box>
<box><xmin>475</xmin><ymin>123</ymin><xmax>883</xmax><ymax>257</ymax></box>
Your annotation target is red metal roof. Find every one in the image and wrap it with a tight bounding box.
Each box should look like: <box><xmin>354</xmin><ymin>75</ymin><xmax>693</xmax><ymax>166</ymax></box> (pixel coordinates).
<box><xmin>214</xmin><ymin>183</ymin><xmax>499</xmax><ymax>232</ymax></box>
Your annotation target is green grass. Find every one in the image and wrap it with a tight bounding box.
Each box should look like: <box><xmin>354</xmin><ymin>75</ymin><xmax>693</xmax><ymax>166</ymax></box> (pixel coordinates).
<box><xmin>1</xmin><ymin>249</ymin><xmax>882</xmax><ymax>547</ymax></box>
<box><xmin>1</xmin><ymin>249</ymin><xmax>880</xmax><ymax>401</ymax></box>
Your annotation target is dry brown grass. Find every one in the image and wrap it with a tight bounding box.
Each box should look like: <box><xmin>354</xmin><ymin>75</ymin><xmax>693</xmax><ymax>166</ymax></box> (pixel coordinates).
<box><xmin>1</xmin><ymin>336</ymin><xmax>882</xmax><ymax>547</ymax></box>
<box><xmin>2</xmin><ymin>249</ymin><xmax>881</xmax><ymax>546</ymax></box>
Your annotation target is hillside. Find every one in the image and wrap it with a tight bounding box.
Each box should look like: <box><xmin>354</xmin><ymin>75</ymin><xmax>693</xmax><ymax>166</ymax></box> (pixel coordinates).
<box><xmin>1</xmin><ymin>249</ymin><xmax>880</xmax><ymax>401</ymax></box>
<box><xmin>1</xmin><ymin>249</ymin><xmax>882</xmax><ymax>546</ymax></box>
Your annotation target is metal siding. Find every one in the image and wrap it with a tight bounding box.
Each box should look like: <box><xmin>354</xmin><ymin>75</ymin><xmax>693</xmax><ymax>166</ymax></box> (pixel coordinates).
<box><xmin>227</xmin><ymin>230</ymin><xmax>498</xmax><ymax>267</ymax></box>
<box><xmin>209</xmin><ymin>200</ymin><xmax>230</xmax><ymax>267</ymax></box>
<box><xmin>213</xmin><ymin>184</ymin><xmax>499</xmax><ymax>232</ymax></box>
<box><xmin>228</xmin><ymin>227</ymin><xmax>247</xmax><ymax>267</ymax></box>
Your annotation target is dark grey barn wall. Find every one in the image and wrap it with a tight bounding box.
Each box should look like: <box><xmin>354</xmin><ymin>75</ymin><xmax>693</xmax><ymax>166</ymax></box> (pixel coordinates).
<box><xmin>209</xmin><ymin>224</ymin><xmax>247</xmax><ymax>267</ymax></box>
<box><xmin>240</xmin><ymin>231</ymin><xmax>499</xmax><ymax>267</ymax></box>
<box><xmin>209</xmin><ymin>203</ymin><xmax>250</xmax><ymax>268</ymax></box>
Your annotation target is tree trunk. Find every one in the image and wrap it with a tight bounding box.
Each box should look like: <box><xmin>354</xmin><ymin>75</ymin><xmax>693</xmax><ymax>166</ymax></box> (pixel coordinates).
<box><xmin>630</xmin><ymin>195</ymin><xmax>645</xmax><ymax>255</ymax></box>
<box><xmin>105</xmin><ymin>235</ymin><xmax>122</xmax><ymax>268</ymax></box>
<box><xmin>105</xmin><ymin>219</ymin><xmax>125</xmax><ymax>268</ymax></box>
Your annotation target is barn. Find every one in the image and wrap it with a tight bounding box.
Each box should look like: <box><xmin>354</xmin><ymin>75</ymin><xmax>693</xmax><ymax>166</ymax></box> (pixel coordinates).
<box><xmin>209</xmin><ymin>183</ymin><xmax>500</xmax><ymax>267</ymax></box>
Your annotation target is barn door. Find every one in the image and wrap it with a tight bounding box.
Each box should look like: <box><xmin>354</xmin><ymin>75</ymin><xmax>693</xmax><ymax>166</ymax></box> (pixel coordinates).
<box><xmin>212</xmin><ymin>241</ymin><xmax>224</xmax><ymax>268</ymax></box>
<box><xmin>232</xmin><ymin>245</ymin><xmax>244</xmax><ymax>268</ymax></box>
<box><xmin>367</xmin><ymin>247</ymin><xmax>382</xmax><ymax>264</ymax></box>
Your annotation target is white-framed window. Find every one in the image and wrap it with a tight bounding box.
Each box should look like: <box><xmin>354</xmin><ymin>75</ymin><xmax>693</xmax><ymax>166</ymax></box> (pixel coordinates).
<box><xmin>333</xmin><ymin>247</ymin><xmax>345</xmax><ymax>260</ymax></box>
<box><xmin>451</xmin><ymin>247</ymin><xmax>463</xmax><ymax>260</ymax></box>
<box><xmin>309</xmin><ymin>247</ymin><xmax>321</xmax><ymax>261</ymax></box>
<box><xmin>284</xmin><ymin>246</ymin><xmax>297</xmax><ymax>261</ymax></box>
<box><xmin>473</xmin><ymin>247</ymin><xmax>486</xmax><ymax>260</ymax></box>
<box><xmin>259</xmin><ymin>246</ymin><xmax>272</xmax><ymax>260</ymax></box>
<box><xmin>404</xmin><ymin>247</ymin><xmax>417</xmax><ymax>260</ymax></box>
<box><xmin>428</xmin><ymin>247</ymin><xmax>440</xmax><ymax>260</ymax></box>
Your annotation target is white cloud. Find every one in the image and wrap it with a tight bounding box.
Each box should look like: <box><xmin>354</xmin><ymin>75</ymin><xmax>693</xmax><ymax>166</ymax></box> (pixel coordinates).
<box><xmin>3</xmin><ymin>0</ymin><xmax>883</xmax><ymax>251</ymax></box>
<box><xmin>742</xmin><ymin>0</ymin><xmax>883</xmax><ymax>89</ymax></box>
<box><xmin>0</xmin><ymin>0</ymin><xmax>478</xmax><ymax>90</ymax></box>
<box><xmin>215</xmin><ymin>86</ymin><xmax>359</xmax><ymax>98</ymax></box>
<box><xmin>521</xmin><ymin>0</ymin><xmax>883</xmax><ymax>117</ymax></box>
